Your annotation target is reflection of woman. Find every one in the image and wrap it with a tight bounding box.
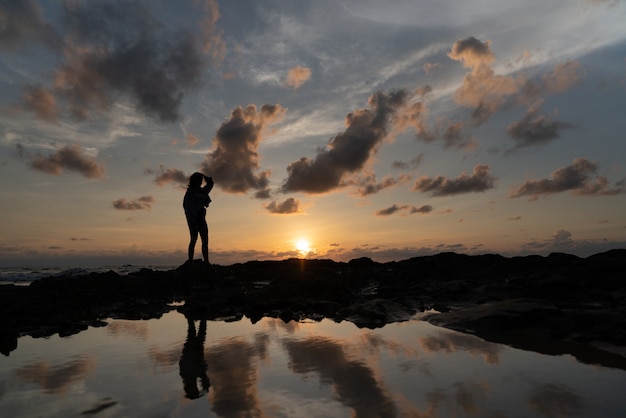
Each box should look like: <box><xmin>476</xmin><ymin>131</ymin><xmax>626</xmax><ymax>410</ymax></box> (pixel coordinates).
<box><xmin>183</xmin><ymin>172</ymin><xmax>214</xmax><ymax>263</ymax></box>
<box><xmin>179</xmin><ymin>318</ymin><xmax>210</xmax><ymax>399</ymax></box>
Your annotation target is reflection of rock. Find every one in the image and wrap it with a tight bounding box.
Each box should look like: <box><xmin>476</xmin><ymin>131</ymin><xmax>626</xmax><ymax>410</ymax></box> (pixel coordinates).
<box><xmin>1</xmin><ymin>250</ymin><xmax>625</xmax><ymax>368</ymax></box>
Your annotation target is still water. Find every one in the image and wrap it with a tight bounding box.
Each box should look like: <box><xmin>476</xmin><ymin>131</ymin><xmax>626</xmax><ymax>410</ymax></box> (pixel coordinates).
<box><xmin>1</xmin><ymin>310</ymin><xmax>625</xmax><ymax>418</ymax></box>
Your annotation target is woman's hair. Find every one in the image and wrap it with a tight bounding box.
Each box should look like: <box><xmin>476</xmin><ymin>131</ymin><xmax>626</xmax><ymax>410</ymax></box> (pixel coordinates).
<box><xmin>189</xmin><ymin>172</ymin><xmax>204</xmax><ymax>188</ymax></box>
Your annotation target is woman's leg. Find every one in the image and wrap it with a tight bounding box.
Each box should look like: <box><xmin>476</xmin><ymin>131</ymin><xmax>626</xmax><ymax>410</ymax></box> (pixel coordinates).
<box><xmin>188</xmin><ymin>225</ymin><xmax>199</xmax><ymax>261</ymax></box>
<box><xmin>199</xmin><ymin>220</ymin><xmax>209</xmax><ymax>263</ymax></box>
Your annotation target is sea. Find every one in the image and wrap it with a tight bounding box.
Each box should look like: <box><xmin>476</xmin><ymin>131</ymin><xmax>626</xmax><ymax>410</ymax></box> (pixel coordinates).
<box><xmin>0</xmin><ymin>265</ymin><xmax>177</xmax><ymax>286</ymax></box>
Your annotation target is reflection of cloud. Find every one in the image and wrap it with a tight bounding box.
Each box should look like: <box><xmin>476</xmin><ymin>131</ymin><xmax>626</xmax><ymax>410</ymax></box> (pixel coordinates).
<box><xmin>206</xmin><ymin>334</ymin><xmax>270</xmax><ymax>418</ymax></box>
<box><xmin>106</xmin><ymin>320</ymin><xmax>149</xmax><ymax>340</ymax></box>
<box><xmin>419</xmin><ymin>331</ymin><xmax>503</xmax><ymax>364</ymax></box>
<box><xmin>283</xmin><ymin>336</ymin><xmax>397</xmax><ymax>417</ymax></box>
<box><xmin>528</xmin><ymin>383</ymin><xmax>585</xmax><ymax>417</ymax></box>
<box><xmin>15</xmin><ymin>355</ymin><xmax>96</xmax><ymax>394</ymax></box>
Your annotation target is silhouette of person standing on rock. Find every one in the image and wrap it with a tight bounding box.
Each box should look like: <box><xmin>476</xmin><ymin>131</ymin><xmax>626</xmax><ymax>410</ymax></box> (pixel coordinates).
<box><xmin>183</xmin><ymin>172</ymin><xmax>214</xmax><ymax>263</ymax></box>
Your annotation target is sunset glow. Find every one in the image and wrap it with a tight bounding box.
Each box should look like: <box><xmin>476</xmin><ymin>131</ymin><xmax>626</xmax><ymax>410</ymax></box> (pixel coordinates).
<box><xmin>0</xmin><ymin>1</ymin><xmax>625</xmax><ymax>267</ymax></box>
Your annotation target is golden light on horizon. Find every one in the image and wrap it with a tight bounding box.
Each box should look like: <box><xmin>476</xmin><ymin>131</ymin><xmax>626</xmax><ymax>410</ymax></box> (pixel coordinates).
<box><xmin>295</xmin><ymin>238</ymin><xmax>311</xmax><ymax>256</ymax></box>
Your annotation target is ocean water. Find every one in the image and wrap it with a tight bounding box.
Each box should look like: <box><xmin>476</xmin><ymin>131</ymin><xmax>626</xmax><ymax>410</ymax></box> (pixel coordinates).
<box><xmin>1</xmin><ymin>310</ymin><xmax>626</xmax><ymax>417</ymax></box>
<box><xmin>0</xmin><ymin>265</ymin><xmax>177</xmax><ymax>285</ymax></box>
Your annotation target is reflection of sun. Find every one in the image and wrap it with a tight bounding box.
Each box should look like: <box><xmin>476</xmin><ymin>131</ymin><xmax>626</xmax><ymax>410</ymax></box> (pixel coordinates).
<box><xmin>295</xmin><ymin>239</ymin><xmax>311</xmax><ymax>255</ymax></box>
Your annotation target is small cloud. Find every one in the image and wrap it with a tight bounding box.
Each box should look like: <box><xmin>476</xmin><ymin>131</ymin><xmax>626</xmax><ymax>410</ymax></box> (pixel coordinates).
<box><xmin>410</xmin><ymin>204</ymin><xmax>433</xmax><ymax>214</ymax></box>
<box><xmin>375</xmin><ymin>204</ymin><xmax>432</xmax><ymax>216</ymax></box>
<box><xmin>151</xmin><ymin>165</ymin><xmax>188</xmax><ymax>187</ymax></box>
<box><xmin>264</xmin><ymin>197</ymin><xmax>302</xmax><ymax>214</ymax></box>
<box><xmin>355</xmin><ymin>174</ymin><xmax>411</xmax><ymax>197</ymax></box>
<box><xmin>413</xmin><ymin>164</ymin><xmax>496</xmax><ymax>196</ymax></box>
<box><xmin>285</xmin><ymin>65</ymin><xmax>312</xmax><ymax>89</ymax></box>
<box><xmin>392</xmin><ymin>153</ymin><xmax>423</xmax><ymax>170</ymax></box>
<box><xmin>26</xmin><ymin>144</ymin><xmax>106</xmax><ymax>179</ymax></box>
<box><xmin>112</xmin><ymin>195</ymin><xmax>155</xmax><ymax>211</ymax></box>
<box><xmin>509</xmin><ymin>158</ymin><xmax>624</xmax><ymax>199</ymax></box>
<box><xmin>507</xmin><ymin>216</ymin><xmax>523</xmax><ymax>221</ymax></box>
<box><xmin>186</xmin><ymin>133</ymin><xmax>200</xmax><ymax>146</ymax></box>
<box><xmin>506</xmin><ymin>102</ymin><xmax>573</xmax><ymax>151</ymax></box>
<box><xmin>423</xmin><ymin>62</ymin><xmax>442</xmax><ymax>74</ymax></box>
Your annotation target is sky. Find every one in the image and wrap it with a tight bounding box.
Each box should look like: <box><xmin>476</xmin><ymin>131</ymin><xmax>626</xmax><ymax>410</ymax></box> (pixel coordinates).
<box><xmin>1</xmin><ymin>0</ymin><xmax>625</xmax><ymax>267</ymax></box>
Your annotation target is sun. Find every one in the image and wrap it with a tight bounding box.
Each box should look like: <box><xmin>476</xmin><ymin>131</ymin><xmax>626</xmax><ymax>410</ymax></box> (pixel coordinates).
<box><xmin>295</xmin><ymin>239</ymin><xmax>311</xmax><ymax>255</ymax></box>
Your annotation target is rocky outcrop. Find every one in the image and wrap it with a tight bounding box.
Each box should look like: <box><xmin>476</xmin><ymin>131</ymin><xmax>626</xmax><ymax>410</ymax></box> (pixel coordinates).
<box><xmin>1</xmin><ymin>250</ymin><xmax>625</xmax><ymax>368</ymax></box>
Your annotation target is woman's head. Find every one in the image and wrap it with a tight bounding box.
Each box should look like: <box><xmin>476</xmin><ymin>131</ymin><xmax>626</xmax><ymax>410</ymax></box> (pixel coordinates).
<box><xmin>189</xmin><ymin>172</ymin><xmax>204</xmax><ymax>188</ymax></box>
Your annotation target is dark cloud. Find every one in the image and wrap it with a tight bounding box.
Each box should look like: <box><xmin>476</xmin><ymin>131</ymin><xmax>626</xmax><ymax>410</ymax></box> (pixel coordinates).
<box><xmin>264</xmin><ymin>197</ymin><xmax>302</xmax><ymax>214</ymax></box>
<box><xmin>200</xmin><ymin>104</ymin><xmax>285</xmax><ymax>195</ymax></box>
<box><xmin>375</xmin><ymin>204</ymin><xmax>432</xmax><ymax>216</ymax></box>
<box><xmin>11</xmin><ymin>0</ymin><xmax>221</xmax><ymax>123</ymax></box>
<box><xmin>375</xmin><ymin>204</ymin><xmax>406</xmax><ymax>216</ymax></box>
<box><xmin>355</xmin><ymin>174</ymin><xmax>410</xmax><ymax>197</ymax></box>
<box><xmin>506</xmin><ymin>103</ymin><xmax>573</xmax><ymax>151</ymax></box>
<box><xmin>413</xmin><ymin>165</ymin><xmax>496</xmax><ymax>196</ymax></box>
<box><xmin>112</xmin><ymin>195</ymin><xmax>155</xmax><ymax>211</ymax></box>
<box><xmin>392</xmin><ymin>153</ymin><xmax>423</xmax><ymax>170</ymax></box>
<box><xmin>509</xmin><ymin>158</ymin><xmax>624</xmax><ymax>199</ymax></box>
<box><xmin>150</xmin><ymin>165</ymin><xmax>188</xmax><ymax>187</ymax></box>
<box><xmin>410</xmin><ymin>204</ymin><xmax>433</xmax><ymax>214</ymax></box>
<box><xmin>0</xmin><ymin>0</ymin><xmax>62</xmax><ymax>51</ymax></box>
<box><xmin>25</xmin><ymin>144</ymin><xmax>106</xmax><ymax>179</ymax></box>
<box><xmin>282</xmin><ymin>89</ymin><xmax>419</xmax><ymax>194</ymax></box>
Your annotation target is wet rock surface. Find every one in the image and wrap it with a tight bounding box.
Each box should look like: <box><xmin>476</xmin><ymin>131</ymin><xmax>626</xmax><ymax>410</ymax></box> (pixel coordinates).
<box><xmin>1</xmin><ymin>250</ymin><xmax>625</xmax><ymax>368</ymax></box>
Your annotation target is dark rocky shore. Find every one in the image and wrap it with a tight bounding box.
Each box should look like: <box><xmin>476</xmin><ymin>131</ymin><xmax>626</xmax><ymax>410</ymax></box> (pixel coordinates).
<box><xmin>1</xmin><ymin>250</ymin><xmax>625</xmax><ymax>369</ymax></box>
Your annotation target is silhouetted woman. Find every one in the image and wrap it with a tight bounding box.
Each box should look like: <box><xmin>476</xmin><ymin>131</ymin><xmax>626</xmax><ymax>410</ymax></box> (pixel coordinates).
<box><xmin>183</xmin><ymin>172</ymin><xmax>214</xmax><ymax>263</ymax></box>
<box><xmin>179</xmin><ymin>318</ymin><xmax>210</xmax><ymax>399</ymax></box>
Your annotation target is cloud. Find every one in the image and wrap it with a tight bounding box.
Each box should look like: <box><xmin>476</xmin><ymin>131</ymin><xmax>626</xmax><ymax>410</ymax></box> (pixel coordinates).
<box><xmin>200</xmin><ymin>104</ymin><xmax>286</xmax><ymax>195</ymax></box>
<box><xmin>0</xmin><ymin>0</ymin><xmax>62</xmax><ymax>51</ymax></box>
<box><xmin>392</xmin><ymin>153</ymin><xmax>423</xmax><ymax>170</ymax></box>
<box><xmin>22</xmin><ymin>86</ymin><xmax>60</xmax><ymax>123</ymax></box>
<box><xmin>413</xmin><ymin>164</ymin><xmax>496</xmax><ymax>196</ymax></box>
<box><xmin>197</xmin><ymin>0</ymin><xmax>226</xmax><ymax>60</ymax></box>
<box><xmin>285</xmin><ymin>65</ymin><xmax>312</xmax><ymax>89</ymax></box>
<box><xmin>509</xmin><ymin>158</ymin><xmax>624</xmax><ymax>199</ymax></box>
<box><xmin>150</xmin><ymin>165</ymin><xmax>188</xmax><ymax>187</ymax></box>
<box><xmin>375</xmin><ymin>204</ymin><xmax>433</xmax><ymax>216</ymax></box>
<box><xmin>423</xmin><ymin>62</ymin><xmax>442</xmax><ymax>74</ymax></box>
<box><xmin>506</xmin><ymin>102</ymin><xmax>573</xmax><ymax>151</ymax></box>
<box><xmin>282</xmin><ymin>89</ymin><xmax>419</xmax><ymax>194</ymax></box>
<box><xmin>13</xmin><ymin>0</ymin><xmax>221</xmax><ymax>123</ymax></box>
<box><xmin>112</xmin><ymin>195</ymin><xmax>155</xmax><ymax>211</ymax></box>
<box><xmin>355</xmin><ymin>174</ymin><xmax>411</xmax><ymax>196</ymax></box>
<box><xmin>264</xmin><ymin>197</ymin><xmax>302</xmax><ymax>214</ymax></box>
<box><xmin>448</xmin><ymin>37</ymin><xmax>520</xmax><ymax>125</ymax></box>
<box><xmin>521</xmin><ymin>61</ymin><xmax>585</xmax><ymax>101</ymax></box>
<box><xmin>25</xmin><ymin>144</ymin><xmax>106</xmax><ymax>179</ymax></box>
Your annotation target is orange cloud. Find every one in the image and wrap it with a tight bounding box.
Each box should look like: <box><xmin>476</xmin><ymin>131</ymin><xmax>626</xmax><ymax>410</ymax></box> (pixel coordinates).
<box><xmin>29</xmin><ymin>144</ymin><xmax>106</xmax><ymax>179</ymax></box>
<box><xmin>286</xmin><ymin>65</ymin><xmax>312</xmax><ymax>89</ymax></box>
